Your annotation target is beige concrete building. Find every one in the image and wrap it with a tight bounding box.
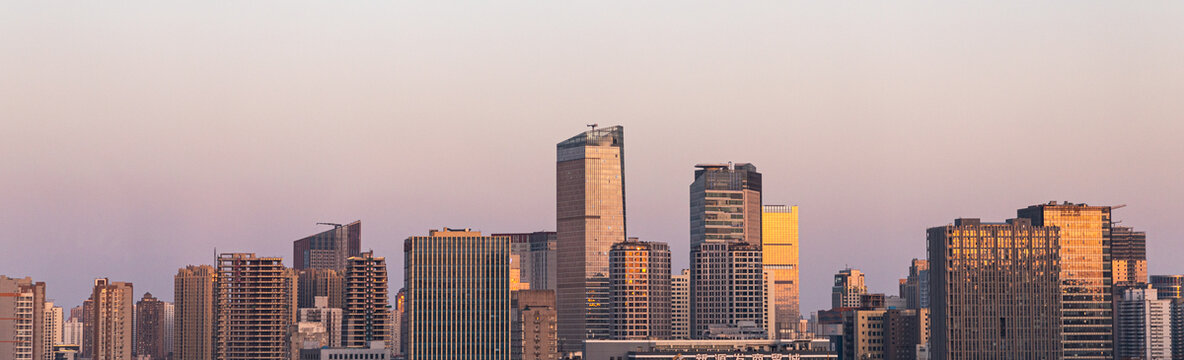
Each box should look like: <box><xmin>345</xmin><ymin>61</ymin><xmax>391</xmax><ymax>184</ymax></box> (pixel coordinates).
<box><xmin>671</xmin><ymin>269</ymin><xmax>690</xmax><ymax>340</ymax></box>
<box><xmin>762</xmin><ymin>205</ymin><xmax>801</xmax><ymax>339</ymax></box>
<box><xmin>44</xmin><ymin>302</ymin><xmax>62</xmax><ymax>360</ymax></box>
<box><xmin>404</xmin><ymin>229</ymin><xmax>511</xmax><ymax>360</ymax></box>
<box><xmin>512</xmin><ymin>290</ymin><xmax>558</xmax><ymax>360</ymax></box>
<box><xmin>556</xmin><ymin>125</ymin><xmax>626</xmax><ymax>351</ymax></box>
<box><xmin>832</xmin><ymin>268</ymin><xmax>867</xmax><ymax>309</ymax></box>
<box><xmin>928</xmin><ymin>218</ymin><xmax>1062</xmax><ymax>360</ymax></box>
<box><xmin>608</xmin><ymin>239</ymin><xmax>671</xmax><ymax>340</ymax></box>
<box><xmin>1</xmin><ymin>276</ymin><xmax>46</xmax><ymax>360</ymax></box>
<box><xmin>214</xmin><ymin>253</ymin><xmax>297</xmax><ymax>360</ymax></box>
<box><xmin>343</xmin><ymin>251</ymin><xmax>390</xmax><ymax>348</ymax></box>
<box><xmin>1018</xmin><ymin>202</ymin><xmax>1114</xmax><ymax>360</ymax></box>
<box><xmin>87</xmin><ymin>278</ymin><xmax>134</xmax><ymax>360</ymax></box>
<box><xmin>175</xmin><ymin>265</ymin><xmax>215</xmax><ymax>360</ymax></box>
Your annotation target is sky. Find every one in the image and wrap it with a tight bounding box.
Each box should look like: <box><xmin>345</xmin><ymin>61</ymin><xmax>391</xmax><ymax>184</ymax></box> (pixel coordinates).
<box><xmin>1</xmin><ymin>1</ymin><xmax>1182</xmax><ymax>315</ymax></box>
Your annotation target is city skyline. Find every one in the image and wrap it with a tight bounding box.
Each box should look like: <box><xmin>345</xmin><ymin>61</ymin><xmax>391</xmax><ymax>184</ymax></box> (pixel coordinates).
<box><xmin>3</xmin><ymin>1</ymin><xmax>1184</xmax><ymax>320</ymax></box>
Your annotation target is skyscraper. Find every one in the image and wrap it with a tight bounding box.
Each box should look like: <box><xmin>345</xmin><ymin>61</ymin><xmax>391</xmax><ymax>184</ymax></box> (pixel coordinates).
<box><xmin>494</xmin><ymin>232</ymin><xmax>558</xmax><ymax>291</ymax></box>
<box><xmin>556</xmin><ymin>125</ymin><xmax>625</xmax><ymax>351</ymax></box>
<box><xmin>1117</xmin><ymin>286</ymin><xmax>1172</xmax><ymax>360</ymax></box>
<box><xmin>1018</xmin><ymin>202</ymin><xmax>1114</xmax><ymax>360</ymax></box>
<box><xmin>1112</xmin><ymin>226</ymin><xmax>1148</xmax><ymax>286</ymax></box>
<box><xmin>928</xmin><ymin>218</ymin><xmax>1062</xmax><ymax>360</ymax></box>
<box><xmin>87</xmin><ymin>278</ymin><xmax>134</xmax><ymax>360</ymax></box>
<box><xmin>608</xmin><ymin>238</ymin><xmax>671</xmax><ymax>340</ymax></box>
<box><xmin>691</xmin><ymin>242</ymin><xmax>765</xmax><ymax>339</ymax></box>
<box><xmin>831</xmin><ymin>268</ymin><xmax>867</xmax><ymax>309</ymax></box>
<box><xmin>343</xmin><ymin>251</ymin><xmax>390</xmax><ymax>348</ymax></box>
<box><xmin>671</xmin><ymin>269</ymin><xmax>691</xmax><ymax>340</ymax></box>
<box><xmin>0</xmin><ymin>276</ymin><xmax>46</xmax><ymax>360</ymax></box>
<box><xmin>296</xmin><ymin>268</ymin><xmax>344</xmax><ymax>310</ymax></box>
<box><xmin>44</xmin><ymin>302</ymin><xmax>62</xmax><ymax>360</ymax></box>
<box><xmin>162</xmin><ymin>302</ymin><xmax>173</xmax><ymax>358</ymax></box>
<box><xmin>762</xmin><ymin>205</ymin><xmax>800</xmax><ymax>339</ymax></box>
<box><xmin>214</xmin><ymin>253</ymin><xmax>297</xmax><ymax>360</ymax></box>
<box><xmin>690</xmin><ymin>163</ymin><xmax>762</xmax><ymax>248</ymax></box>
<box><xmin>404</xmin><ymin>228</ymin><xmax>511</xmax><ymax>359</ymax></box>
<box><xmin>899</xmin><ymin>259</ymin><xmax>929</xmax><ymax>310</ymax></box>
<box><xmin>293</xmin><ymin>220</ymin><xmax>362</xmax><ymax>273</ymax></box>
<box><xmin>174</xmin><ymin>265</ymin><xmax>215</xmax><ymax>360</ymax></box>
<box><xmin>134</xmin><ymin>293</ymin><xmax>165</xmax><ymax>360</ymax></box>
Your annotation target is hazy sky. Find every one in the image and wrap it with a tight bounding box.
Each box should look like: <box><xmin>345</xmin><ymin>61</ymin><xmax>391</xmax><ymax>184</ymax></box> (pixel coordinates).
<box><xmin>2</xmin><ymin>2</ymin><xmax>1182</xmax><ymax>314</ymax></box>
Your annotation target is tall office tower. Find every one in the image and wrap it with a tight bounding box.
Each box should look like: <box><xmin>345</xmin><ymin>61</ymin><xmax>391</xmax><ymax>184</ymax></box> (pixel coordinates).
<box><xmin>494</xmin><ymin>232</ymin><xmax>559</xmax><ymax>291</ymax></box>
<box><xmin>162</xmin><ymin>302</ymin><xmax>173</xmax><ymax>358</ymax></box>
<box><xmin>690</xmin><ymin>163</ymin><xmax>762</xmax><ymax>248</ymax></box>
<box><xmin>298</xmin><ymin>296</ymin><xmax>342</xmax><ymax>348</ymax></box>
<box><xmin>831</xmin><ymin>268</ymin><xmax>867</xmax><ymax>309</ymax></box>
<box><xmin>762</xmin><ymin>205</ymin><xmax>800</xmax><ymax>339</ymax></box>
<box><xmin>1</xmin><ymin>276</ymin><xmax>46</xmax><ymax>360</ymax></box>
<box><xmin>87</xmin><ymin>279</ymin><xmax>134</xmax><ymax>360</ymax></box>
<box><xmin>556</xmin><ymin>125</ymin><xmax>625</xmax><ymax>351</ymax></box>
<box><xmin>213</xmin><ymin>253</ymin><xmax>297</xmax><ymax>360</ymax></box>
<box><xmin>899</xmin><ymin>259</ymin><xmax>929</xmax><ymax>310</ymax></box>
<box><xmin>1117</xmin><ymin>287</ymin><xmax>1172</xmax><ymax>360</ymax></box>
<box><xmin>44</xmin><ymin>302</ymin><xmax>62</xmax><ymax>357</ymax></box>
<box><xmin>405</xmin><ymin>229</ymin><xmax>511</xmax><ymax>359</ymax></box>
<box><xmin>175</xmin><ymin>265</ymin><xmax>215</xmax><ymax>360</ymax></box>
<box><xmin>690</xmin><ymin>243</ymin><xmax>765</xmax><ymax>339</ymax></box>
<box><xmin>511</xmin><ymin>290</ymin><xmax>558</xmax><ymax>360</ymax></box>
<box><xmin>671</xmin><ymin>269</ymin><xmax>691</xmax><ymax>340</ymax></box>
<box><xmin>134</xmin><ymin>293</ymin><xmax>165</xmax><ymax>360</ymax></box>
<box><xmin>63</xmin><ymin>318</ymin><xmax>83</xmax><ymax>347</ymax></box>
<box><xmin>343</xmin><ymin>251</ymin><xmax>390</xmax><ymax>348</ymax></box>
<box><xmin>1112</xmin><ymin>226</ymin><xmax>1148</xmax><ymax>286</ymax></box>
<box><xmin>607</xmin><ymin>239</ymin><xmax>671</xmax><ymax>340</ymax></box>
<box><xmin>392</xmin><ymin>289</ymin><xmax>405</xmax><ymax>358</ymax></box>
<box><xmin>1018</xmin><ymin>201</ymin><xmax>1114</xmax><ymax>360</ymax></box>
<box><xmin>296</xmin><ymin>268</ymin><xmax>344</xmax><ymax>309</ymax></box>
<box><xmin>293</xmin><ymin>220</ymin><xmax>362</xmax><ymax>273</ymax></box>
<box><xmin>928</xmin><ymin>218</ymin><xmax>1062</xmax><ymax>360</ymax></box>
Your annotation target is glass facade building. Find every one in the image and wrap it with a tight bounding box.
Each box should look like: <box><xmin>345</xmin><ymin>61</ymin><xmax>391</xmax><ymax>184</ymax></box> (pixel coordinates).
<box><xmin>762</xmin><ymin>205</ymin><xmax>800</xmax><ymax>339</ymax></box>
<box><xmin>556</xmin><ymin>126</ymin><xmax>625</xmax><ymax>351</ymax></box>
<box><xmin>690</xmin><ymin>163</ymin><xmax>762</xmax><ymax>249</ymax></box>
<box><xmin>608</xmin><ymin>239</ymin><xmax>671</xmax><ymax>340</ymax></box>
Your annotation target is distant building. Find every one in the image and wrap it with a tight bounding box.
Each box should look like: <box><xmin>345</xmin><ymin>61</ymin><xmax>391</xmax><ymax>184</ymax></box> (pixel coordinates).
<box><xmin>404</xmin><ymin>229</ymin><xmax>511</xmax><ymax>359</ymax></box>
<box><xmin>297</xmin><ymin>268</ymin><xmax>344</xmax><ymax>310</ymax></box>
<box><xmin>690</xmin><ymin>163</ymin><xmax>762</xmax><ymax>248</ymax></box>
<box><xmin>607</xmin><ymin>238</ymin><xmax>671</xmax><ymax>340</ymax></box>
<box><xmin>494</xmin><ymin>232</ymin><xmax>558</xmax><ymax>291</ymax></box>
<box><xmin>670</xmin><ymin>269</ymin><xmax>691</xmax><ymax>340</ymax></box>
<box><xmin>1112</xmin><ymin>226</ymin><xmax>1148</xmax><ymax>286</ymax></box>
<box><xmin>1153</xmin><ymin>275</ymin><xmax>1184</xmax><ymax>300</ymax></box>
<box><xmin>884</xmin><ymin>308</ymin><xmax>929</xmax><ymax>360</ymax></box>
<box><xmin>584</xmin><ymin>339</ymin><xmax>836</xmax><ymax>359</ymax></box>
<box><xmin>45</xmin><ymin>302</ymin><xmax>63</xmax><ymax>355</ymax></box>
<box><xmin>290</xmin><ymin>321</ymin><xmax>330</xmax><ymax>354</ymax></box>
<box><xmin>1</xmin><ymin>276</ymin><xmax>46</xmax><ymax>360</ymax></box>
<box><xmin>134</xmin><ymin>293</ymin><xmax>166</xmax><ymax>360</ymax></box>
<box><xmin>832</xmin><ymin>268</ymin><xmax>867</xmax><ymax>309</ymax></box>
<box><xmin>512</xmin><ymin>290</ymin><xmax>558</xmax><ymax>360</ymax></box>
<box><xmin>298</xmin><ymin>296</ymin><xmax>343</xmax><ymax>348</ymax></box>
<box><xmin>899</xmin><ymin>259</ymin><xmax>929</xmax><ymax>310</ymax></box>
<box><xmin>162</xmin><ymin>302</ymin><xmax>173</xmax><ymax>358</ymax></box>
<box><xmin>87</xmin><ymin>278</ymin><xmax>134</xmax><ymax>360</ymax></box>
<box><xmin>391</xmin><ymin>289</ymin><xmax>405</xmax><ymax>358</ymax></box>
<box><xmin>293</xmin><ymin>221</ymin><xmax>362</xmax><ymax>273</ymax></box>
<box><xmin>556</xmin><ymin>126</ymin><xmax>626</xmax><ymax>352</ymax></box>
<box><xmin>762</xmin><ymin>205</ymin><xmax>801</xmax><ymax>339</ymax></box>
<box><xmin>174</xmin><ymin>265</ymin><xmax>215</xmax><ymax>360</ymax></box>
<box><xmin>214</xmin><ymin>253</ymin><xmax>297</xmax><ymax>360</ymax></box>
<box><xmin>62</xmin><ymin>319</ymin><xmax>83</xmax><ymax>348</ymax></box>
<box><xmin>1117</xmin><ymin>286</ymin><xmax>1172</xmax><ymax>360</ymax></box>
<box><xmin>691</xmin><ymin>242</ymin><xmax>765</xmax><ymax>339</ymax></box>
<box><xmin>298</xmin><ymin>343</ymin><xmax>389</xmax><ymax>360</ymax></box>
<box><xmin>1018</xmin><ymin>201</ymin><xmax>1114</xmax><ymax>360</ymax></box>
<box><xmin>343</xmin><ymin>251</ymin><xmax>390</xmax><ymax>348</ymax></box>
<box><xmin>928</xmin><ymin>218</ymin><xmax>1061</xmax><ymax>360</ymax></box>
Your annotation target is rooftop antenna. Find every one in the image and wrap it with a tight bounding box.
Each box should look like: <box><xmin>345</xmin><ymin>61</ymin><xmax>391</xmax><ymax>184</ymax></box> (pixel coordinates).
<box><xmin>587</xmin><ymin>123</ymin><xmax>598</xmax><ymax>131</ymax></box>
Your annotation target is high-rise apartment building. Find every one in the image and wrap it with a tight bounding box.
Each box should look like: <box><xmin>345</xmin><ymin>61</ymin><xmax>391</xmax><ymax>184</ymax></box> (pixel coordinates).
<box><xmin>494</xmin><ymin>232</ymin><xmax>558</xmax><ymax>291</ymax></box>
<box><xmin>690</xmin><ymin>163</ymin><xmax>762</xmax><ymax>248</ymax></box>
<box><xmin>1018</xmin><ymin>202</ymin><xmax>1114</xmax><ymax>360</ymax></box>
<box><xmin>162</xmin><ymin>302</ymin><xmax>173</xmax><ymax>358</ymax></box>
<box><xmin>213</xmin><ymin>253</ymin><xmax>297</xmax><ymax>360</ymax></box>
<box><xmin>404</xmin><ymin>229</ymin><xmax>511</xmax><ymax>359</ymax></box>
<box><xmin>691</xmin><ymin>243</ymin><xmax>765</xmax><ymax>339</ymax></box>
<box><xmin>298</xmin><ymin>296</ymin><xmax>343</xmax><ymax>348</ymax></box>
<box><xmin>296</xmin><ymin>268</ymin><xmax>344</xmax><ymax>310</ymax></box>
<box><xmin>899</xmin><ymin>259</ymin><xmax>929</xmax><ymax>310</ymax></box>
<box><xmin>928</xmin><ymin>218</ymin><xmax>1062</xmax><ymax>360</ymax></box>
<box><xmin>343</xmin><ymin>251</ymin><xmax>390</xmax><ymax>348</ymax></box>
<box><xmin>556</xmin><ymin>125</ymin><xmax>625</xmax><ymax>351</ymax></box>
<box><xmin>175</xmin><ymin>265</ymin><xmax>215</xmax><ymax>360</ymax></box>
<box><xmin>671</xmin><ymin>269</ymin><xmax>691</xmax><ymax>340</ymax></box>
<box><xmin>608</xmin><ymin>239</ymin><xmax>671</xmax><ymax>340</ymax></box>
<box><xmin>62</xmin><ymin>318</ymin><xmax>83</xmax><ymax>347</ymax></box>
<box><xmin>831</xmin><ymin>268</ymin><xmax>867</xmax><ymax>309</ymax></box>
<box><xmin>293</xmin><ymin>221</ymin><xmax>362</xmax><ymax>273</ymax></box>
<box><xmin>134</xmin><ymin>293</ymin><xmax>165</xmax><ymax>360</ymax></box>
<box><xmin>87</xmin><ymin>278</ymin><xmax>134</xmax><ymax>360</ymax></box>
<box><xmin>1117</xmin><ymin>286</ymin><xmax>1172</xmax><ymax>360</ymax></box>
<box><xmin>512</xmin><ymin>290</ymin><xmax>558</xmax><ymax>360</ymax></box>
<box><xmin>1112</xmin><ymin>226</ymin><xmax>1148</xmax><ymax>286</ymax></box>
<box><xmin>762</xmin><ymin>205</ymin><xmax>800</xmax><ymax>339</ymax></box>
<box><xmin>44</xmin><ymin>302</ymin><xmax>62</xmax><ymax>360</ymax></box>
<box><xmin>1</xmin><ymin>276</ymin><xmax>46</xmax><ymax>360</ymax></box>
<box><xmin>1151</xmin><ymin>275</ymin><xmax>1184</xmax><ymax>360</ymax></box>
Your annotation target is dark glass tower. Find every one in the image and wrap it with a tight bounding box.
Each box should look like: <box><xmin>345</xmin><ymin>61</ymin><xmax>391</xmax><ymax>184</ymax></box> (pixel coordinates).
<box><xmin>293</xmin><ymin>220</ymin><xmax>361</xmax><ymax>273</ymax></box>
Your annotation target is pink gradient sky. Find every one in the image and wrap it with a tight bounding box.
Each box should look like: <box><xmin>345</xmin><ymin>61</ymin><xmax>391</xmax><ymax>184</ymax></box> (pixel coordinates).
<box><xmin>2</xmin><ymin>2</ymin><xmax>1182</xmax><ymax>314</ymax></box>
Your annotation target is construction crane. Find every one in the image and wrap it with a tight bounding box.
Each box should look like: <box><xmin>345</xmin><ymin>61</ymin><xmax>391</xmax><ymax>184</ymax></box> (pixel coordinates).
<box><xmin>587</xmin><ymin>123</ymin><xmax>598</xmax><ymax>131</ymax></box>
<box><xmin>317</xmin><ymin>222</ymin><xmax>343</xmax><ymax>228</ymax></box>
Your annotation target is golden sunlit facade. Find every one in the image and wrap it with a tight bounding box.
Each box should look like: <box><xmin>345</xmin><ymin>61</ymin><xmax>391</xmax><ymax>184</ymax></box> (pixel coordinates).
<box><xmin>1019</xmin><ymin>202</ymin><xmax>1113</xmax><ymax>360</ymax></box>
<box><xmin>762</xmin><ymin>205</ymin><xmax>800</xmax><ymax>339</ymax></box>
<box><xmin>608</xmin><ymin>239</ymin><xmax>671</xmax><ymax>340</ymax></box>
